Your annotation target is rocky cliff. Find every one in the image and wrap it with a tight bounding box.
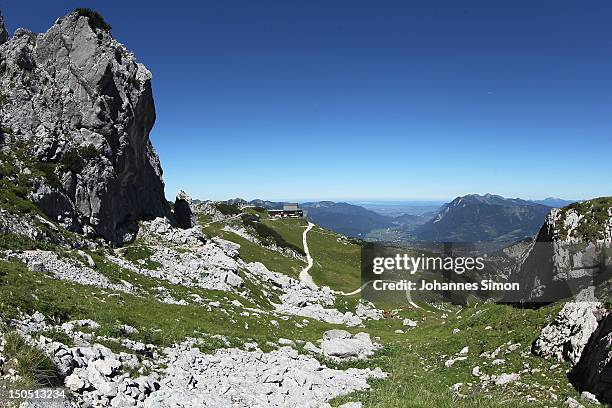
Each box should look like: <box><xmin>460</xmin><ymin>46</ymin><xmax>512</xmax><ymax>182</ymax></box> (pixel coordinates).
<box><xmin>508</xmin><ymin>198</ymin><xmax>612</xmax><ymax>304</ymax></box>
<box><xmin>0</xmin><ymin>9</ymin><xmax>169</xmax><ymax>244</ymax></box>
<box><xmin>569</xmin><ymin>312</ymin><xmax>612</xmax><ymax>403</ymax></box>
<box><xmin>0</xmin><ymin>11</ymin><xmax>8</xmax><ymax>45</ymax></box>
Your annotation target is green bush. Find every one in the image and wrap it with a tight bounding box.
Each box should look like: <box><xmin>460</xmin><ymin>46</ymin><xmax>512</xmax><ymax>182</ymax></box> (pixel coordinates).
<box><xmin>60</xmin><ymin>144</ymin><xmax>99</xmax><ymax>173</ymax></box>
<box><xmin>30</xmin><ymin>328</ymin><xmax>75</xmax><ymax>347</ymax></box>
<box><xmin>33</xmin><ymin>162</ymin><xmax>61</xmax><ymax>189</ymax></box>
<box><xmin>0</xmin><ymin>93</ymin><xmax>9</xmax><ymax>108</ymax></box>
<box><xmin>75</xmin><ymin>8</ymin><xmax>112</xmax><ymax>31</ymax></box>
<box><xmin>0</xmin><ymin>179</ymin><xmax>39</xmax><ymax>215</ymax></box>
<box><xmin>215</xmin><ymin>203</ymin><xmax>241</xmax><ymax>216</ymax></box>
<box><xmin>129</xmin><ymin>76</ymin><xmax>141</xmax><ymax>90</ymax></box>
<box><xmin>0</xmin><ymin>233</ymin><xmax>54</xmax><ymax>251</ymax></box>
<box><xmin>123</xmin><ymin>245</ymin><xmax>162</xmax><ymax>270</ymax></box>
<box><xmin>0</xmin><ymin>160</ymin><xmax>17</xmax><ymax>178</ymax></box>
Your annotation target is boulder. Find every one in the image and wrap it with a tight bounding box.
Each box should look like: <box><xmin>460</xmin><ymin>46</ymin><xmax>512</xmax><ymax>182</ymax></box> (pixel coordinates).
<box><xmin>323</xmin><ymin>329</ymin><xmax>352</xmax><ymax>341</ymax></box>
<box><xmin>174</xmin><ymin>190</ymin><xmax>196</xmax><ymax>229</ymax></box>
<box><xmin>494</xmin><ymin>373</ymin><xmax>520</xmax><ymax>385</ymax></box>
<box><xmin>93</xmin><ymin>357</ymin><xmax>121</xmax><ymax>376</ymax></box>
<box><xmin>65</xmin><ymin>373</ymin><xmax>87</xmax><ymax>392</ymax></box>
<box><xmin>402</xmin><ymin>318</ymin><xmax>418</xmax><ymax>327</ymax></box>
<box><xmin>110</xmin><ymin>394</ymin><xmax>137</xmax><ymax>407</ymax></box>
<box><xmin>97</xmin><ymin>381</ymin><xmax>118</xmax><ymax>398</ymax></box>
<box><xmin>320</xmin><ymin>331</ymin><xmax>377</xmax><ymax>360</ymax></box>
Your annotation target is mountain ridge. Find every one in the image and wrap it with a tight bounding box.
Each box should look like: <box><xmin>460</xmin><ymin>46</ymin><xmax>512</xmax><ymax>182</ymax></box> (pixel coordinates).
<box><xmin>414</xmin><ymin>194</ymin><xmax>551</xmax><ymax>244</ymax></box>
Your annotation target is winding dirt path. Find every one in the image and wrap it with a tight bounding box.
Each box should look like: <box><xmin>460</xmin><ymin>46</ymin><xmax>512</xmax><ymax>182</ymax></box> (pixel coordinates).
<box><xmin>298</xmin><ymin>222</ymin><xmax>317</xmax><ymax>289</ymax></box>
<box><xmin>295</xmin><ymin>220</ymin><xmax>421</xmax><ymax>308</ymax></box>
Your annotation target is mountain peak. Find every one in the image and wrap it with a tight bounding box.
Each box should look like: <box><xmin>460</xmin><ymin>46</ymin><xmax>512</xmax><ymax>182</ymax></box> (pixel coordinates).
<box><xmin>0</xmin><ymin>10</ymin><xmax>168</xmax><ymax>243</ymax></box>
<box><xmin>419</xmin><ymin>193</ymin><xmax>551</xmax><ymax>244</ymax></box>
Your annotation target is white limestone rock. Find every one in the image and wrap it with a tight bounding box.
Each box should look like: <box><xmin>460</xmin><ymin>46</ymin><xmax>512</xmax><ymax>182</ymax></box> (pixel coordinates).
<box><xmin>532</xmin><ymin>288</ymin><xmax>606</xmax><ymax>364</ymax></box>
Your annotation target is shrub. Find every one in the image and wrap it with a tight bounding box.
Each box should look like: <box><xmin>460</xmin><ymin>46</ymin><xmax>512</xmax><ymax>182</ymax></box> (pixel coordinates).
<box><xmin>0</xmin><ymin>93</ymin><xmax>9</xmax><ymax>108</ymax></box>
<box><xmin>0</xmin><ymin>233</ymin><xmax>54</xmax><ymax>251</ymax></box>
<box><xmin>33</xmin><ymin>162</ymin><xmax>61</xmax><ymax>189</ymax></box>
<box><xmin>129</xmin><ymin>76</ymin><xmax>141</xmax><ymax>90</ymax></box>
<box><xmin>30</xmin><ymin>328</ymin><xmax>74</xmax><ymax>347</ymax></box>
<box><xmin>123</xmin><ymin>245</ymin><xmax>161</xmax><ymax>270</ymax></box>
<box><xmin>215</xmin><ymin>203</ymin><xmax>241</xmax><ymax>216</ymax></box>
<box><xmin>75</xmin><ymin>8</ymin><xmax>112</xmax><ymax>31</ymax></box>
<box><xmin>0</xmin><ymin>179</ymin><xmax>39</xmax><ymax>215</ymax></box>
<box><xmin>561</xmin><ymin>197</ymin><xmax>612</xmax><ymax>241</ymax></box>
<box><xmin>0</xmin><ymin>159</ymin><xmax>17</xmax><ymax>178</ymax></box>
<box><xmin>60</xmin><ymin>144</ymin><xmax>99</xmax><ymax>173</ymax></box>
<box><xmin>240</xmin><ymin>214</ymin><xmax>259</xmax><ymax>223</ymax></box>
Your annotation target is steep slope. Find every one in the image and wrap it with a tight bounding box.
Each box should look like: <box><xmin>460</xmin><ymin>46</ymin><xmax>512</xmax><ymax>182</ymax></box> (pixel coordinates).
<box><xmin>508</xmin><ymin>197</ymin><xmax>612</xmax><ymax>304</ymax></box>
<box><xmin>392</xmin><ymin>212</ymin><xmax>432</xmax><ymax>229</ymax></box>
<box><xmin>414</xmin><ymin>194</ymin><xmax>551</xmax><ymax>244</ymax></box>
<box><xmin>0</xmin><ymin>9</ymin><xmax>168</xmax><ymax>244</ymax></box>
<box><xmin>301</xmin><ymin>201</ymin><xmax>394</xmax><ymax>238</ymax></box>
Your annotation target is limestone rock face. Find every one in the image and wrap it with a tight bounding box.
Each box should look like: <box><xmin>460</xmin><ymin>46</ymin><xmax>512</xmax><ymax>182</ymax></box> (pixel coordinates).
<box><xmin>532</xmin><ymin>288</ymin><xmax>606</xmax><ymax>364</ymax></box>
<box><xmin>570</xmin><ymin>313</ymin><xmax>612</xmax><ymax>403</ymax></box>
<box><xmin>508</xmin><ymin>199</ymin><xmax>612</xmax><ymax>304</ymax></box>
<box><xmin>0</xmin><ymin>11</ymin><xmax>7</xmax><ymax>45</ymax></box>
<box><xmin>0</xmin><ymin>10</ymin><xmax>169</xmax><ymax>244</ymax></box>
<box><xmin>174</xmin><ymin>190</ymin><xmax>196</xmax><ymax>229</ymax></box>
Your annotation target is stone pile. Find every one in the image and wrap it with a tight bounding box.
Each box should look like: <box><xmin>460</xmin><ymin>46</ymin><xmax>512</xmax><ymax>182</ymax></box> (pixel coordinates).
<box><xmin>142</xmin><ymin>339</ymin><xmax>386</xmax><ymax>408</ymax></box>
<box><xmin>34</xmin><ymin>336</ymin><xmax>158</xmax><ymax>407</ymax></box>
<box><xmin>15</xmin><ymin>250</ymin><xmax>133</xmax><ymax>293</ymax></box>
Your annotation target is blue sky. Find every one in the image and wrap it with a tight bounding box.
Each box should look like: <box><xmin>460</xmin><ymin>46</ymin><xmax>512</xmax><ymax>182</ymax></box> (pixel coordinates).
<box><xmin>3</xmin><ymin>1</ymin><xmax>611</xmax><ymax>201</ymax></box>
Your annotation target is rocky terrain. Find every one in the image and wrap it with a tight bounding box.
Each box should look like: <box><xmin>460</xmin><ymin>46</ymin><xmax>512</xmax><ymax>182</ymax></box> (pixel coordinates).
<box><xmin>509</xmin><ymin>197</ymin><xmax>612</xmax><ymax>303</ymax></box>
<box><xmin>0</xmin><ymin>8</ymin><xmax>611</xmax><ymax>408</ymax></box>
<box><xmin>0</xmin><ymin>8</ymin><xmax>168</xmax><ymax>245</ymax></box>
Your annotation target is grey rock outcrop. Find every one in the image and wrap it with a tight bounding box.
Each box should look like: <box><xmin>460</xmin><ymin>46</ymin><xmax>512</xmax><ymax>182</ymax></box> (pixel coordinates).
<box><xmin>532</xmin><ymin>288</ymin><xmax>606</xmax><ymax>364</ymax></box>
<box><xmin>508</xmin><ymin>199</ymin><xmax>612</xmax><ymax>304</ymax></box>
<box><xmin>569</xmin><ymin>312</ymin><xmax>612</xmax><ymax>403</ymax></box>
<box><xmin>0</xmin><ymin>9</ymin><xmax>169</xmax><ymax>244</ymax></box>
<box><xmin>0</xmin><ymin>10</ymin><xmax>7</xmax><ymax>45</ymax></box>
<box><xmin>174</xmin><ymin>190</ymin><xmax>196</xmax><ymax>229</ymax></box>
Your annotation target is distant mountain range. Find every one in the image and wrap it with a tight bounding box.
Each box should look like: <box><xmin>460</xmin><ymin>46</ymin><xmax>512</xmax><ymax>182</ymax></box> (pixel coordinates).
<box><xmin>222</xmin><ymin>194</ymin><xmax>574</xmax><ymax>244</ymax></box>
<box><xmin>529</xmin><ymin>197</ymin><xmax>576</xmax><ymax>208</ymax></box>
<box><xmin>413</xmin><ymin>194</ymin><xmax>551</xmax><ymax>244</ymax></box>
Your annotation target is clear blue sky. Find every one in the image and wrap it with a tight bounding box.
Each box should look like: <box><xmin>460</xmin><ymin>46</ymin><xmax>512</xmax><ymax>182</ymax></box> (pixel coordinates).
<box><xmin>3</xmin><ymin>1</ymin><xmax>611</xmax><ymax>201</ymax></box>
